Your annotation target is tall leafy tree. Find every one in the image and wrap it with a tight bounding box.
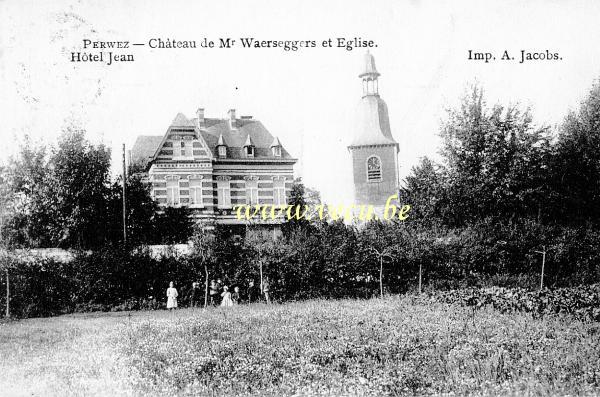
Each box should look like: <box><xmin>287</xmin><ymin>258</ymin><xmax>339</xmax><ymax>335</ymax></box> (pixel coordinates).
<box><xmin>407</xmin><ymin>85</ymin><xmax>551</xmax><ymax>226</ymax></box>
<box><xmin>152</xmin><ymin>207</ymin><xmax>194</xmax><ymax>244</ymax></box>
<box><xmin>549</xmin><ymin>80</ymin><xmax>600</xmax><ymax>224</ymax></box>
<box><xmin>49</xmin><ymin>129</ymin><xmax>112</xmax><ymax>248</ymax></box>
<box><xmin>400</xmin><ymin>157</ymin><xmax>448</xmax><ymax>225</ymax></box>
<box><xmin>3</xmin><ymin>137</ymin><xmax>55</xmax><ymax>247</ymax></box>
<box><xmin>107</xmin><ymin>174</ymin><xmax>157</xmax><ymax>246</ymax></box>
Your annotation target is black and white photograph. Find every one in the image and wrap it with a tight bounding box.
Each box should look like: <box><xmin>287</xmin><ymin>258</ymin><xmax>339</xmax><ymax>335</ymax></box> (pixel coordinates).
<box><xmin>1</xmin><ymin>0</ymin><xmax>600</xmax><ymax>395</ymax></box>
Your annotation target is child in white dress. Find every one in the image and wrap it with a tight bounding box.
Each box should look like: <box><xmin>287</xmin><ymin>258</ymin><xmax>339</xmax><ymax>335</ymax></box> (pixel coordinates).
<box><xmin>220</xmin><ymin>286</ymin><xmax>233</xmax><ymax>307</ymax></box>
<box><xmin>166</xmin><ymin>281</ymin><xmax>178</xmax><ymax>310</ymax></box>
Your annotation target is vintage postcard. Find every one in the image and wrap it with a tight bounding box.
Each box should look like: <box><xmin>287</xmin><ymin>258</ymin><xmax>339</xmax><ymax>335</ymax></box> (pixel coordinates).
<box><xmin>1</xmin><ymin>1</ymin><xmax>600</xmax><ymax>396</ymax></box>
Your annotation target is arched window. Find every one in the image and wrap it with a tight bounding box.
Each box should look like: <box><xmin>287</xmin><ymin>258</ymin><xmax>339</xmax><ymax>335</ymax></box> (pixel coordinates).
<box><xmin>366</xmin><ymin>156</ymin><xmax>382</xmax><ymax>182</ymax></box>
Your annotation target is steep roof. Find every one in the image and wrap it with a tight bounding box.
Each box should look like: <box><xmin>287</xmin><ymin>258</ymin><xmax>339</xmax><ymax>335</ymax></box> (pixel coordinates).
<box><xmin>130</xmin><ymin>113</ymin><xmax>294</xmax><ymax>166</ymax></box>
<box><xmin>199</xmin><ymin>116</ymin><xmax>292</xmax><ymax>158</ymax></box>
<box><xmin>171</xmin><ymin>113</ymin><xmax>196</xmax><ymax>127</ymax></box>
<box><xmin>349</xmin><ymin>95</ymin><xmax>398</xmax><ymax>147</ymax></box>
<box><xmin>130</xmin><ymin>135</ymin><xmax>163</xmax><ymax>167</ymax></box>
<box><xmin>359</xmin><ymin>51</ymin><xmax>380</xmax><ymax>79</ymax></box>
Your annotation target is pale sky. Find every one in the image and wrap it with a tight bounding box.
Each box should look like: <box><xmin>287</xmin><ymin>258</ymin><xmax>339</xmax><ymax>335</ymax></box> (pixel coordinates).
<box><xmin>2</xmin><ymin>0</ymin><xmax>600</xmax><ymax>205</ymax></box>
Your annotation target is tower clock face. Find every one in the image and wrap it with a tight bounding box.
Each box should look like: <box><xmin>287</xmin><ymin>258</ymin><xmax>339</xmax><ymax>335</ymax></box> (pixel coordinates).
<box><xmin>367</xmin><ymin>156</ymin><xmax>378</xmax><ymax>170</ymax></box>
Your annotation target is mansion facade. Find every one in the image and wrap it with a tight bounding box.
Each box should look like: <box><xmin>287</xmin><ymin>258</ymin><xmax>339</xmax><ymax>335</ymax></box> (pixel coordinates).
<box><xmin>131</xmin><ymin>108</ymin><xmax>296</xmax><ymax>227</ymax></box>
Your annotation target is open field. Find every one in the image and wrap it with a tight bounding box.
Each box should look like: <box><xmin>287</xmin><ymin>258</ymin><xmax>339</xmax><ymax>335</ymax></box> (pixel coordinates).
<box><xmin>1</xmin><ymin>297</ymin><xmax>599</xmax><ymax>396</ymax></box>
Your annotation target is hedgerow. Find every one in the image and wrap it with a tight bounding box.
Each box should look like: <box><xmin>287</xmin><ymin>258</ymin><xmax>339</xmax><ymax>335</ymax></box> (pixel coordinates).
<box><xmin>428</xmin><ymin>284</ymin><xmax>600</xmax><ymax>322</ymax></box>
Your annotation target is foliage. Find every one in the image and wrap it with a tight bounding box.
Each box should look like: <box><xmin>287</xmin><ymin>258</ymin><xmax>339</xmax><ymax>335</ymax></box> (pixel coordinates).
<box><xmin>1</xmin><ymin>130</ymin><xmax>189</xmax><ymax>249</ymax></box>
<box><xmin>428</xmin><ymin>284</ymin><xmax>600</xmax><ymax>322</ymax></box>
<box><xmin>548</xmin><ymin>79</ymin><xmax>600</xmax><ymax>224</ymax></box>
<box><xmin>151</xmin><ymin>207</ymin><xmax>195</xmax><ymax>245</ymax></box>
<box><xmin>106</xmin><ymin>174</ymin><xmax>158</xmax><ymax>246</ymax></box>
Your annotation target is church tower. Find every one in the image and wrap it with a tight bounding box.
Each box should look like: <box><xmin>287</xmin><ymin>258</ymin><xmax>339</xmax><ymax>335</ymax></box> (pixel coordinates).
<box><xmin>348</xmin><ymin>52</ymin><xmax>399</xmax><ymax>213</ymax></box>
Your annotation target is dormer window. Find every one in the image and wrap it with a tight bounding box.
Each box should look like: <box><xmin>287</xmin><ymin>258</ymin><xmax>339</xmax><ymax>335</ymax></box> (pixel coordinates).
<box><xmin>243</xmin><ymin>134</ymin><xmax>254</xmax><ymax>158</ymax></box>
<box><xmin>216</xmin><ymin>134</ymin><xmax>227</xmax><ymax>158</ymax></box>
<box><xmin>270</xmin><ymin>136</ymin><xmax>282</xmax><ymax>157</ymax></box>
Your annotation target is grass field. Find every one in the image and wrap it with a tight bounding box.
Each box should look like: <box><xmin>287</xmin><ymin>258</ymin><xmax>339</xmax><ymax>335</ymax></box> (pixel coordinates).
<box><xmin>1</xmin><ymin>297</ymin><xmax>599</xmax><ymax>396</ymax></box>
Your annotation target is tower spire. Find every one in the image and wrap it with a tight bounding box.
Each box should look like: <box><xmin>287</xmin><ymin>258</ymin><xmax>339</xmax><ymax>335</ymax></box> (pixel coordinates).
<box><xmin>359</xmin><ymin>51</ymin><xmax>380</xmax><ymax>97</ymax></box>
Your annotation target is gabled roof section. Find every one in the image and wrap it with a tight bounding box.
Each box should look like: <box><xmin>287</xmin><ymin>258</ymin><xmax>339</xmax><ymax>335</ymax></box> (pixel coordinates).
<box><xmin>131</xmin><ymin>135</ymin><xmax>164</xmax><ymax>168</ymax></box>
<box><xmin>197</xmin><ymin>116</ymin><xmax>294</xmax><ymax>159</ymax></box>
<box><xmin>243</xmin><ymin>134</ymin><xmax>254</xmax><ymax>147</ymax></box>
<box><xmin>171</xmin><ymin>113</ymin><xmax>196</xmax><ymax>127</ymax></box>
<box><xmin>131</xmin><ymin>111</ymin><xmax>296</xmax><ymax>165</ymax></box>
<box><xmin>270</xmin><ymin>136</ymin><xmax>281</xmax><ymax>147</ymax></box>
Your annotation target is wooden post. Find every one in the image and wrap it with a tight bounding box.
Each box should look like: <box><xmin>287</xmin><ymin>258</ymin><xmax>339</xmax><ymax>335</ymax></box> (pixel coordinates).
<box><xmin>379</xmin><ymin>255</ymin><xmax>383</xmax><ymax>298</ymax></box>
<box><xmin>534</xmin><ymin>246</ymin><xmax>547</xmax><ymax>291</ymax></box>
<box><xmin>122</xmin><ymin>144</ymin><xmax>127</xmax><ymax>247</ymax></box>
<box><xmin>418</xmin><ymin>263</ymin><xmax>422</xmax><ymax>294</ymax></box>
<box><xmin>259</xmin><ymin>259</ymin><xmax>263</xmax><ymax>301</ymax></box>
<box><xmin>540</xmin><ymin>246</ymin><xmax>546</xmax><ymax>291</ymax></box>
<box><xmin>5</xmin><ymin>269</ymin><xmax>9</xmax><ymax>318</ymax></box>
<box><xmin>204</xmin><ymin>264</ymin><xmax>209</xmax><ymax>309</ymax></box>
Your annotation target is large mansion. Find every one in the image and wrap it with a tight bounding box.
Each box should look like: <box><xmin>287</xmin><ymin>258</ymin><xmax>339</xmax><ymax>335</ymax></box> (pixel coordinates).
<box><xmin>131</xmin><ymin>109</ymin><xmax>296</xmax><ymax>227</ymax></box>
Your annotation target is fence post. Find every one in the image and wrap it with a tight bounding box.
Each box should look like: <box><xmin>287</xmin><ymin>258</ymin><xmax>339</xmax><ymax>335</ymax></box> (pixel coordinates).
<box><xmin>534</xmin><ymin>246</ymin><xmax>547</xmax><ymax>292</ymax></box>
<box><xmin>379</xmin><ymin>255</ymin><xmax>383</xmax><ymax>298</ymax></box>
<box><xmin>540</xmin><ymin>246</ymin><xmax>546</xmax><ymax>291</ymax></box>
<box><xmin>5</xmin><ymin>268</ymin><xmax>9</xmax><ymax>318</ymax></box>
<box><xmin>418</xmin><ymin>263</ymin><xmax>422</xmax><ymax>294</ymax></box>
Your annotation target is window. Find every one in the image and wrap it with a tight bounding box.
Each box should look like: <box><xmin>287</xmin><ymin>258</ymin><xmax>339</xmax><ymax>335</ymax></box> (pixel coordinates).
<box><xmin>180</xmin><ymin>141</ymin><xmax>186</xmax><ymax>156</ymax></box>
<box><xmin>245</xmin><ymin>146</ymin><xmax>254</xmax><ymax>157</ymax></box>
<box><xmin>166</xmin><ymin>178</ymin><xmax>180</xmax><ymax>206</ymax></box>
<box><xmin>217</xmin><ymin>179</ymin><xmax>231</xmax><ymax>208</ymax></box>
<box><xmin>189</xmin><ymin>178</ymin><xmax>203</xmax><ymax>207</ymax></box>
<box><xmin>367</xmin><ymin>156</ymin><xmax>382</xmax><ymax>182</ymax></box>
<box><xmin>272</xmin><ymin>146</ymin><xmax>281</xmax><ymax>157</ymax></box>
<box><xmin>245</xmin><ymin>179</ymin><xmax>258</xmax><ymax>205</ymax></box>
<box><xmin>218</xmin><ymin>145</ymin><xmax>227</xmax><ymax>158</ymax></box>
<box><xmin>273</xmin><ymin>179</ymin><xmax>286</xmax><ymax>205</ymax></box>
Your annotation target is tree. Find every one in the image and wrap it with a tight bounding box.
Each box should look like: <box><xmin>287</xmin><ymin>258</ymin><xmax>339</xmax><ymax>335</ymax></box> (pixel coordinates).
<box><xmin>189</xmin><ymin>222</ymin><xmax>215</xmax><ymax>307</ymax></box>
<box><xmin>107</xmin><ymin>174</ymin><xmax>157</xmax><ymax>246</ymax></box>
<box><xmin>549</xmin><ymin>79</ymin><xmax>600</xmax><ymax>225</ymax></box>
<box><xmin>400</xmin><ymin>157</ymin><xmax>448</xmax><ymax>224</ymax></box>
<box><xmin>403</xmin><ymin>85</ymin><xmax>551</xmax><ymax>227</ymax></box>
<box><xmin>152</xmin><ymin>207</ymin><xmax>194</xmax><ymax>244</ymax></box>
<box><xmin>4</xmin><ymin>130</ymin><xmax>113</xmax><ymax>249</ymax></box>
<box><xmin>245</xmin><ymin>225</ymin><xmax>279</xmax><ymax>301</ymax></box>
<box><xmin>281</xmin><ymin>178</ymin><xmax>324</xmax><ymax>237</ymax></box>
<box><xmin>3</xmin><ymin>137</ymin><xmax>53</xmax><ymax>247</ymax></box>
<box><xmin>49</xmin><ymin>129</ymin><xmax>113</xmax><ymax>248</ymax></box>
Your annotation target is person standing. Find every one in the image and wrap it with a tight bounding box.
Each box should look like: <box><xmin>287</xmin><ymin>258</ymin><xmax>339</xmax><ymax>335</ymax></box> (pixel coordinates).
<box><xmin>216</xmin><ymin>278</ymin><xmax>223</xmax><ymax>304</ymax></box>
<box><xmin>190</xmin><ymin>282</ymin><xmax>201</xmax><ymax>308</ymax></box>
<box><xmin>231</xmin><ymin>286</ymin><xmax>240</xmax><ymax>305</ymax></box>
<box><xmin>262</xmin><ymin>279</ymin><xmax>271</xmax><ymax>304</ymax></box>
<box><xmin>209</xmin><ymin>279</ymin><xmax>218</xmax><ymax>306</ymax></box>
<box><xmin>166</xmin><ymin>281</ymin><xmax>178</xmax><ymax>311</ymax></box>
<box><xmin>247</xmin><ymin>280</ymin><xmax>256</xmax><ymax>303</ymax></box>
<box><xmin>220</xmin><ymin>286</ymin><xmax>234</xmax><ymax>307</ymax></box>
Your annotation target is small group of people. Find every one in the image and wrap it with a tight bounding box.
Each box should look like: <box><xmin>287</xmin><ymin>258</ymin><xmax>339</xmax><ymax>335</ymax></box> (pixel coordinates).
<box><xmin>165</xmin><ymin>278</ymin><xmax>271</xmax><ymax>310</ymax></box>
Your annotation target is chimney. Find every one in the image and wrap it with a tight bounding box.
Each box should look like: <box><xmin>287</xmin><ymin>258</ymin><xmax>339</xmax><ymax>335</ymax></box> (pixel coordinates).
<box><xmin>228</xmin><ymin>108</ymin><xmax>236</xmax><ymax>129</ymax></box>
<box><xmin>196</xmin><ymin>108</ymin><xmax>205</xmax><ymax>128</ymax></box>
